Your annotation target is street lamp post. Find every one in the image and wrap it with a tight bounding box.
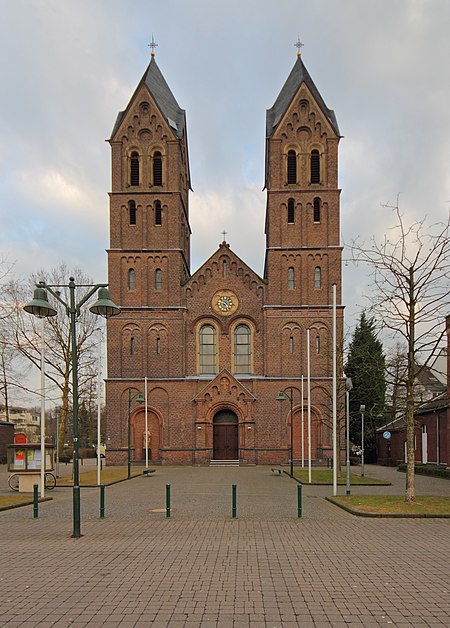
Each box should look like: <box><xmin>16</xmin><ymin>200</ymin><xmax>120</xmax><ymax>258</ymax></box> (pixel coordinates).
<box><xmin>360</xmin><ymin>404</ymin><xmax>366</xmax><ymax>477</ymax></box>
<box><xmin>345</xmin><ymin>377</ymin><xmax>353</xmax><ymax>495</ymax></box>
<box><xmin>24</xmin><ymin>278</ymin><xmax>120</xmax><ymax>538</ymax></box>
<box><xmin>277</xmin><ymin>388</ymin><xmax>294</xmax><ymax>477</ymax></box>
<box><xmin>127</xmin><ymin>390</ymin><xmax>145</xmax><ymax>478</ymax></box>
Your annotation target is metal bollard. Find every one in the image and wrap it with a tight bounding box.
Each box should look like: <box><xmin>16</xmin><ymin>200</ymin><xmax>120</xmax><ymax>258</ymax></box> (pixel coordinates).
<box><xmin>100</xmin><ymin>484</ymin><xmax>105</xmax><ymax>518</ymax></box>
<box><xmin>33</xmin><ymin>484</ymin><xmax>39</xmax><ymax>519</ymax></box>
<box><xmin>166</xmin><ymin>484</ymin><xmax>171</xmax><ymax>518</ymax></box>
<box><xmin>232</xmin><ymin>484</ymin><xmax>237</xmax><ymax>518</ymax></box>
<box><xmin>297</xmin><ymin>482</ymin><xmax>302</xmax><ymax>518</ymax></box>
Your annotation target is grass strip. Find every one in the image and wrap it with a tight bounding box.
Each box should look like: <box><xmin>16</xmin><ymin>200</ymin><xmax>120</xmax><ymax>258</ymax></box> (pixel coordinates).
<box><xmin>293</xmin><ymin>469</ymin><xmax>389</xmax><ymax>485</ymax></box>
<box><xmin>56</xmin><ymin>467</ymin><xmax>142</xmax><ymax>486</ymax></box>
<box><xmin>329</xmin><ymin>495</ymin><xmax>450</xmax><ymax>517</ymax></box>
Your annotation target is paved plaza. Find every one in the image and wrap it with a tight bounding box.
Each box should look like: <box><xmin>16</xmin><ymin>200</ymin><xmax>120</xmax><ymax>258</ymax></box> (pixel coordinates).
<box><xmin>0</xmin><ymin>464</ymin><xmax>449</xmax><ymax>627</ymax></box>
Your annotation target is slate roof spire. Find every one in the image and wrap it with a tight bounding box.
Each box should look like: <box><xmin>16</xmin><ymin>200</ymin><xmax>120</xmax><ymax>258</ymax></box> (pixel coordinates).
<box><xmin>111</xmin><ymin>56</ymin><xmax>186</xmax><ymax>140</ymax></box>
<box><xmin>266</xmin><ymin>55</ymin><xmax>340</xmax><ymax>138</ymax></box>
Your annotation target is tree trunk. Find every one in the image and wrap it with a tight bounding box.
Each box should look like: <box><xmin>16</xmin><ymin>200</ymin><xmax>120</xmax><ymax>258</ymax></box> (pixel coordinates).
<box><xmin>405</xmin><ymin>266</ymin><xmax>416</xmax><ymax>502</ymax></box>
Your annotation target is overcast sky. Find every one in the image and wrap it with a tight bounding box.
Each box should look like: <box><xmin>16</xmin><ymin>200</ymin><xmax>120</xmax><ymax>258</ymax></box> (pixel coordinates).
<box><xmin>1</xmin><ymin>0</ymin><xmax>449</xmax><ymax>346</ymax></box>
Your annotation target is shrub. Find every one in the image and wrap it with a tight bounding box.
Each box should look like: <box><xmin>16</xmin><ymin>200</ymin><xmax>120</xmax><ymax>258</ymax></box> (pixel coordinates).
<box><xmin>397</xmin><ymin>463</ymin><xmax>450</xmax><ymax>479</ymax></box>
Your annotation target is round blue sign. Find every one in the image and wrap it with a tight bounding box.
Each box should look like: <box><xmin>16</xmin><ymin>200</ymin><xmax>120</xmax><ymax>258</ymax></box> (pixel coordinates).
<box><xmin>383</xmin><ymin>431</ymin><xmax>391</xmax><ymax>440</ymax></box>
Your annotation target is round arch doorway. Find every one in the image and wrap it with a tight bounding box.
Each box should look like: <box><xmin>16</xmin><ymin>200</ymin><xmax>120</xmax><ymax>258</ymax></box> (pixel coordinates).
<box><xmin>213</xmin><ymin>409</ymin><xmax>239</xmax><ymax>460</ymax></box>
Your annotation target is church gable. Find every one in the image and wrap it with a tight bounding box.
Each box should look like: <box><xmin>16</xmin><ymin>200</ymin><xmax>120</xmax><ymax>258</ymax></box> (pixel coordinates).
<box><xmin>192</xmin><ymin>369</ymin><xmax>255</xmax><ymax>421</ymax></box>
<box><xmin>185</xmin><ymin>242</ymin><xmax>265</xmax><ymax>301</ymax></box>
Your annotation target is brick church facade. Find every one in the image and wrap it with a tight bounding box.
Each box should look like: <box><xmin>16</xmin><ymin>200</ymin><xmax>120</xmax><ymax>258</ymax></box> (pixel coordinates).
<box><xmin>105</xmin><ymin>52</ymin><xmax>344</xmax><ymax>465</ymax></box>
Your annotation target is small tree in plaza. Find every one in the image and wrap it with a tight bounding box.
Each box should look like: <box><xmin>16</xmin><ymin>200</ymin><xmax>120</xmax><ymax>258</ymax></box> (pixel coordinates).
<box><xmin>345</xmin><ymin>312</ymin><xmax>386</xmax><ymax>462</ymax></box>
<box><xmin>351</xmin><ymin>202</ymin><xmax>450</xmax><ymax>501</ymax></box>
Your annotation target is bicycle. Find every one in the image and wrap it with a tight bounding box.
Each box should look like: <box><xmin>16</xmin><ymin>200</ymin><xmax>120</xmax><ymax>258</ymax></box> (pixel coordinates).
<box><xmin>8</xmin><ymin>472</ymin><xmax>56</xmax><ymax>491</ymax></box>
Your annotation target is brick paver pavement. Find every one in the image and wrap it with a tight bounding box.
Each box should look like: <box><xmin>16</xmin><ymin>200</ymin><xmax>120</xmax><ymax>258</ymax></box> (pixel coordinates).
<box><xmin>0</xmin><ymin>464</ymin><xmax>449</xmax><ymax>627</ymax></box>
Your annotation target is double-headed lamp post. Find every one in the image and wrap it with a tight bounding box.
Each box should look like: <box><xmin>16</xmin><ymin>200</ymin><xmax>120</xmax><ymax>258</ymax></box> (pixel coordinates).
<box><xmin>128</xmin><ymin>390</ymin><xmax>144</xmax><ymax>478</ymax></box>
<box><xmin>276</xmin><ymin>388</ymin><xmax>294</xmax><ymax>477</ymax></box>
<box><xmin>24</xmin><ymin>278</ymin><xmax>120</xmax><ymax>538</ymax></box>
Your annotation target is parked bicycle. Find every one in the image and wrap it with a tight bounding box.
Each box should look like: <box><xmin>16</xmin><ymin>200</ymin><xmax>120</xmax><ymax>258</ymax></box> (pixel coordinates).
<box><xmin>8</xmin><ymin>472</ymin><xmax>56</xmax><ymax>491</ymax></box>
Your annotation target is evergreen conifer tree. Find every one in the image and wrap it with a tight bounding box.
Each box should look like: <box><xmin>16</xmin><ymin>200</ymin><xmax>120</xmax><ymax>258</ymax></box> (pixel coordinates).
<box><xmin>345</xmin><ymin>312</ymin><xmax>386</xmax><ymax>462</ymax></box>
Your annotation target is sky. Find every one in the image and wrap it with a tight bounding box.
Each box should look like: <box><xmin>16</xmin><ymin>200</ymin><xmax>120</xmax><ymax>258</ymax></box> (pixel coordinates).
<box><xmin>1</xmin><ymin>0</ymin><xmax>449</xmax><ymax>368</ymax></box>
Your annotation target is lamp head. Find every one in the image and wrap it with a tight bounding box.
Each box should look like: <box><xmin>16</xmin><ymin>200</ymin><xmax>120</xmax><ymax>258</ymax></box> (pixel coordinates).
<box><xmin>89</xmin><ymin>287</ymin><xmax>121</xmax><ymax>319</ymax></box>
<box><xmin>276</xmin><ymin>391</ymin><xmax>287</xmax><ymax>402</ymax></box>
<box><xmin>345</xmin><ymin>377</ymin><xmax>353</xmax><ymax>391</ymax></box>
<box><xmin>136</xmin><ymin>393</ymin><xmax>145</xmax><ymax>404</ymax></box>
<box><xmin>360</xmin><ymin>404</ymin><xmax>366</xmax><ymax>412</ymax></box>
<box><xmin>23</xmin><ymin>284</ymin><xmax>57</xmax><ymax>318</ymax></box>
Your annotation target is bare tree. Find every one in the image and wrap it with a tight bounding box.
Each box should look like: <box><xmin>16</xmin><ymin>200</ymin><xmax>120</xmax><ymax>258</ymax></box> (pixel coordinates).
<box><xmin>350</xmin><ymin>201</ymin><xmax>450</xmax><ymax>501</ymax></box>
<box><xmin>6</xmin><ymin>264</ymin><xmax>102</xmax><ymax>452</ymax></box>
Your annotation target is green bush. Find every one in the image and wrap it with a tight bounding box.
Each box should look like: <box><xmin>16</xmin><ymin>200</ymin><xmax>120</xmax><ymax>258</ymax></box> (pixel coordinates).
<box><xmin>398</xmin><ymin>463</ymin><xmax>450</xmax><ymax>479</ymax></box>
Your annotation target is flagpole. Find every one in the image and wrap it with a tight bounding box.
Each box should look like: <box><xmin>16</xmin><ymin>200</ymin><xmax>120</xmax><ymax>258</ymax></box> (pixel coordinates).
<box><xmin>301</xmin><ymin>374</ymin><xmax>304</xmax><ymax>468</ymax></box>
<box><xmin>332</xmin><ymin>284</ymin><xmax>338</xmax><ymax>496</ymax></box>
<box><xmin>145</xmin><ymin>376</ymin><xmax>148</xmax><ymax>469</ymax></box>
<box><xmin>307</xmin><ymin>328</ymin><xmax>312</xmax><ymax>484</ymax></box>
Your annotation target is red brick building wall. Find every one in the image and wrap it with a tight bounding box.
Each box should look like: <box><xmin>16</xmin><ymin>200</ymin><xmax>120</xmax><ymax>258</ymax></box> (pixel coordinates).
<box><xmin>105</xmin><ymin>56</ymin><xmax>344</xmax><ymax>465</ymax></box>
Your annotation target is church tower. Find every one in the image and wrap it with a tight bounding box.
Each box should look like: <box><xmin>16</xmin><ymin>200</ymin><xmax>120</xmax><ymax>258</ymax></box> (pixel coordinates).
<box><xmin>263</xmin><ymin>50</ymin><xmax>343</xmax><ymax>381</ymax></box>
<box><xmin>107</xmin><ymin>54</ymin><xmax>191</xmax><ymax>313</ymax></box>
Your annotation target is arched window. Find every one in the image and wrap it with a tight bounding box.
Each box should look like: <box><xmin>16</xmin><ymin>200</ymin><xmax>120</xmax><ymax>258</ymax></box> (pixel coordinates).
<box><xmin>310</xmin><ymin>150</ymin><xmax>320</xmax><ymax>184</ymax></box>
<box><xmin>153</xmin><ymin>151</ymin><xmax>163</xmax><ymax>186</ymax></box>
<box><xmin>316</xmin><ymin>335</ymin><xmax>320</xmax><ymax>354</ymax></box>
<box><xmin>287</xmin><ymin>150</ymin><xmax>297</xmax><ymax>184</ymax></box>
<box><xmin>313</xmin><ymin>197</ymin><xmax>321</xmax><ymax>222</ymax></box>
<box><xmin>223</xmin><ymin>259</ymin><xmax>228</xmax><ymax>278</ymax></box>
<box><xmin>156</xmin><ymin>337</ymin><xmax>161</xmax><ymax>355</ymax></box>
<box><xmin>289</xmin><ymin>336</ymin><xmax>294</xmax><ymax>354</ymax></box>
<box><xmin>128</xmin><ymin>268</ymin><xmax>136</xmax><ymax>290</ymax></box>
<box><xmin>129</xmin><ymin>200</ymin><xmax>136</xmax><ymax>225</ymax></box>
<box><xmin>287</xmin><ymin>198</ymin><xmax>295</xmax><ymax>224</ymax></box>
<box><xmin>130</xmin><ymin>151</ymin><xmax>140</xmax><ymax>186</ymax></box>
<box><xmin>154</xmin><ymin>200</ymin><xmax>162</xmax><ymax>226</ymax></box>
<box><xmin>234</xmin><ymin>324</ymin><xmax>251</xmax><ymax>374</ymax></box>
<box><xmin>314</xmin><ymin>266</ymin><xmax>321</xmax><ymax>289</ymax></box>
<box><xmin>155</xmin><ymin>269</ymin><xmax>162</xmax><ymax>291</ymax></box>
<box><xmin>288</xmin><ymin>267</ymin><xmax>295</xmax><ymax>290</ymax></box>
<box><xmin>130</xmin><ymin>336</ymin><xmax>135</xmax><ymax>355</ymax></box>
<box><xmin>199</xmin><ymin>325</ymin><xmax>217</xmax><ymax>374</ymax></box>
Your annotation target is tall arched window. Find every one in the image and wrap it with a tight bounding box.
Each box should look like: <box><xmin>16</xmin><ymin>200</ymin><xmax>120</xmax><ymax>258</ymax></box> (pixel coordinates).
<box><xmin>287</xmin><ymin>198</ymin><xmax>295</xmax><ymax>224</ymax></box>
<box><xmin>289</xmin><ymin>336</ymin><xmax>294</xmax><ymax>354</ymax></box>
<box><xmin>288</xmin><ymin>267</ymin><xmax>295</xmax><ymax>289</ymax></box>
<box><xmin>199</xmin><ymin>325</ymin><xmax>217</xmax><ymax>374</ymax></box>
<box><xmin>128</xmin><ymin>268</ymin><xmax>136</xmax><ymax>290</ymax></box>
<box><xmin>130</xmin><ymin>336</ymin><xmax>135</xmax><ymax>355</ymax></box>
<box><xmin>313</xmin><ymin>197</ymin><xmax>321</xmax><ymax>222</ymax></box>
<box><xmin>234</xmin><ymin>324</ymin><xmax>251</xmax><ymax>374</ymax></box>
<box><xmin>314</xmin><ymin>266</ymin><xmax>321</xmax><ymax>289</ymax></box>
<box><xmin>154</xmin><ymin>200</ymin><xmax>162</xmax><ymax>226</ymax></box>
<box><xmin>287</xmin><ymin>150</ymin><xmax>297</xmax><ymax>184</ymax></box>
<box><xmin>316</xmin><ymin>335</ymin><xmax>321</xmax><ymax>354</ymax></box>
<box><xmin>153</xmin><ymin>151</ymin><xmax>163</xmax><ymax>186</ymax></box>
<box><xmin>130</xmin><ymin>152</ymin><xmax>140</xmax><ymax>186</ymax></box>
<box><xmin>155</xmin><ymin>269</ymin><xmax>162</xmax><ymax>291</ymax></box>
<box><xmin>310</xmin><ymin>150</ymin><xmax>320</xmax><ymax>184</ymax></box>
<box><xmin>129</xmin><ymin>200</ymin><xmax>136</xmax><ymax>225</ymax></box>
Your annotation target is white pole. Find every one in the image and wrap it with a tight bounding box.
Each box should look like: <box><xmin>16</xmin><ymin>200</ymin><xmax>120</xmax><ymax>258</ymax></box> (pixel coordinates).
<box><xmin>40</xmin><ymin>317</ymin><xmax>45</xmax><ymax>499</ymax></box>
<box><xmin>307</xmin><ymin>328</ymin><xmax>312</xmax><ymax>484</ymax></box>
<box><xmin>332</xmin><ymin>283</ymin><xmax>337</xmax><ymax>497</ymax></box>
<box><xmin>97</xmin><ymin>328</ymin><xmax>102</xmax><ymax>487</ymax></box>
<box><xmin>301</xmin><ymin>375</ymin><xmax>304</xmax><ymax>468</ymax></box>
<box><xmin>145</xmin><ymin>376</ymin><xmax>148</xmax><ymax>469</ymax></box>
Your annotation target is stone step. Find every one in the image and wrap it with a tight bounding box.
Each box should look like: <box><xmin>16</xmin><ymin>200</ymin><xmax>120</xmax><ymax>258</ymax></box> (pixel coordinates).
<box><xmin>209</xmin><ymin>459</ymin><xmax>240</xmax><ymax>466</ymax></box>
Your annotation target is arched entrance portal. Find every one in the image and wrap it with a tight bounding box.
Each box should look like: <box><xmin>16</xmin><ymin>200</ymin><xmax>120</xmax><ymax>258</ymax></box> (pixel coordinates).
<box><xmin>213</xmin><ymin>409</ymin><xmax>238</xmax><ymax>460</ymax></box>
<box><xmin>132</xmin><ymin>409</ymin><xmax>161</xmax><ymax>462</ymax></box>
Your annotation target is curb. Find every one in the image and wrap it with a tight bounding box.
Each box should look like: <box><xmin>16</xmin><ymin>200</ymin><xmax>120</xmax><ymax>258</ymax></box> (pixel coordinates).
<box><xmin>0</xmin><ymin>497</ymin><xmax>53</xmax><ymax>512</ymax></box>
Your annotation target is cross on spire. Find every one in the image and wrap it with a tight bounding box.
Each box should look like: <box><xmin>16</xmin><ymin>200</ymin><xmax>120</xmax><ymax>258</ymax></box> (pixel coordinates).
<box><xmin>148</xmin><ymin>35</ymin><xmax>158</xmax><ymax>57</ymax></box>
<box><xmin>295</xmin><ymin>35</ymin><xmax>304</xmax><ymax>57</ymax></box>
<box><xmin>221</xmin><ymin>230</ymin><xmax>227</xmax><ymax>242</ymax></box>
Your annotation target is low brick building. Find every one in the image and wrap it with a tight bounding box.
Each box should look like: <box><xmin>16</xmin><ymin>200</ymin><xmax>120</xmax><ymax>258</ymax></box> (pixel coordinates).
<box><xmin>105</xmin><ymin>52</ymin><xmax>344</xmax><ymax>465</ymax></box>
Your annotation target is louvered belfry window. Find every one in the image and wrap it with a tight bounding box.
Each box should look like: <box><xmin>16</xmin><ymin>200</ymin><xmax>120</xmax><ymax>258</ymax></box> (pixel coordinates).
<box><xmin>129</xmin><ymin>200</ymin><xmax>137</xmax><ymax>225</ymax></box>
<box><xmin>313</xmin><ymin>197</ymin><xmax>321</xmax><ymax>222</ymax></box>
<box><xmin>130</xmin><ymin>152</ymin><xmax>139</xmax><ymax>185</ymax></box>
<box><xmin>287</xmin><ymin>150</ymin><xmax>297</xmax><ymax>184</ymax></box>
<box><xmin>287</xmin><ymin>198</ymin><xmax>295</xmax><ymax>224</ymax></box>
<box><xmin>311</xmin><ymin>150</ymin><xmax>320</xmax><ymax>183</ymax></box>
<box><xmin>153</xmin><ymin>151</ymin><xmax>163</xmax><ymax>186</ymax></box>
<box><xmin>155</xmin><ymin>200</ymin><xmax>162</xmax><ymax>226</ymax></box>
